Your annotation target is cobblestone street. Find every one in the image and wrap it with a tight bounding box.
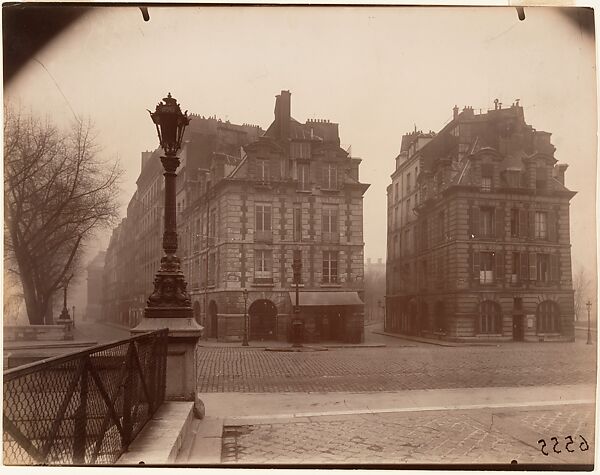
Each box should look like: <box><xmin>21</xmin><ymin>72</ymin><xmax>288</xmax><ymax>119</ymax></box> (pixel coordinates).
<box><xmin>188</xmin><ymin>329</ymin><xmax>596</xmax><ymax>467</ymax></box>
<box><xmin>221</xmin><ymin>404</ymin><xmax>595</xmax><ymax>465</ymax></box>
<box><xmin>196</xmin><ymin>339</ymin><xmax>596</xmax><ymax>393</ymax></box>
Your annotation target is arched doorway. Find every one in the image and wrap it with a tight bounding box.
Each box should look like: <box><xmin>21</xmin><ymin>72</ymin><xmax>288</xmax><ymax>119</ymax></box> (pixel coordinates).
<box><xmin>537</xmin><ymin>300</ymin><xmax>560</xmax><ymax>333</ymax></box>
<box><xmin>248</xmin><ymin>299</ymin><xmax>277</xmax><ymax>340</ymax></box>
<box><xmin>193</xmin><ymin>301</ymin><xmax>202</xmax><ymax>326</ymax></box>
<box><xmin>208</xmin><ymin>300</ymin><xmax>218</xmax><ymax>338</ymax></box>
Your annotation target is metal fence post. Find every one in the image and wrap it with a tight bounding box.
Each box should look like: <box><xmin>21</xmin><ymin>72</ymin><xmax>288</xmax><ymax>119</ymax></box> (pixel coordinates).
<box><xmin>73</xmin><ymin>358</ymin><xmax>89</xmax><ymax>464</ymax></box>
<box><xmin>121</xmin><ymin>343</ymin><xmax>135</xmax><ymax>448</ymax></box>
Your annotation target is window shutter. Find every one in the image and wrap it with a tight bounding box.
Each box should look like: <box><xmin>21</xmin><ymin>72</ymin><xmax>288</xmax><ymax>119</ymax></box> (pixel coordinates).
<box><xmin>495</xmin><ymin>207</ymin><xmax>505</xmax><ymax>238</ymax></box>
<box><xmin>473</xmin><ymin>251</ymin><xmax>480</xmax><ymax>281</ymax></box>
<box><xmin>265</xmin><ymin>206</ymin><xmax>272</xmax><ymax>231</ymax></box>
<box><xmin>550</xmin><ymin>253</ymin><xmax>560</xmax><ymax>282</ymax></box>
<box><xmin>529</xmin><ymin>252</ymin><xmax>537</xmax><ymax>281</ymax></box>
<box><xmin>467</xmin><ymin>249</ymin><xmax>473</xmax><ymax>280</ymax></box>
<box><xmin>322</xmin><ymin>211</ymin><xmax>328</xmax><ymax>233</ymax></box>
<box><xmin>528</xmin><ymin>211</ymin><xmax>536</xmax><ymax>239</ymax></box>
<box><xmin>548</xmin><ymin>211</ymin><xmax>557</xmax><ymax>242</ymax></box>
<box><xmin>519</xmin><ymin>209</ymin><xmax>528</xmax><ymax>238</ymax></box>
<box><xmin>332</xmin><ymin>210</ymin><xmax>339</xmax><ymax>233</ymax></box>
<box><xmin>470</xmin><ymin>206</ymin><xmax>480</xmax><ymax>238</ymax></box>
<box><xmin>520</xmin><ymin>252</ymin><xmax>529</xmax><ymax>281</ymax></box>
<box><xmin>495</xmin><ymin>251</ymin><xmax>505</xmax><ymax>281</ymax></box>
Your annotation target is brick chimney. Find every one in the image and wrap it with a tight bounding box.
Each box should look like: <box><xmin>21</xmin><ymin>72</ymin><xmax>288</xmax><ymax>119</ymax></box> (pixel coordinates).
<box><xmin>453</xmin><ymin>105</ymin><xmax>459</xmax><ymax>119</ymax></box>
<box><xmin>274</xmin><ymin>90</ymin><xmax>291</xmax><ymax>140</ymax></box>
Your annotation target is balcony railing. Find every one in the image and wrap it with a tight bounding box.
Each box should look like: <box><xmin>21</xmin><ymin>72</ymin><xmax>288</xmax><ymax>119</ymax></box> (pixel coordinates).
<box><xmin>3</xmin><ymin>329</ymin><xmax>168</xmax><ymax>465</ymax></box>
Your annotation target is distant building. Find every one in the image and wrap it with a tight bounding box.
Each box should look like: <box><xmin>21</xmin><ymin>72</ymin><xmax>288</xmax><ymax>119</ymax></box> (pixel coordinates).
<box><xmin>386</xmin><ymin>100</ymin><xmax>576</xmax><ymax>342</ymax></box>
<box><xmin>85</xmin><ymin>251</ymin><xmax>105</xmax><ymax>321</ymax></box>
<box><xmin>364</xmin><ymin>258</ymin><xmax>386</xmax><ymax>323</ymax></box>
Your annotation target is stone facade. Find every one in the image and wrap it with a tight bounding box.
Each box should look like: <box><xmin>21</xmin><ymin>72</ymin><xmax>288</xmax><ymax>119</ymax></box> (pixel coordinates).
<box><xmin>182</xmin><ymin>91</ymin><xmax>369</xmax><ymax>343</ymax></box>
<box><xmin>386</xmin><ymin>101</ymin><xmax>576</xmax><ymax>342</ymax></box>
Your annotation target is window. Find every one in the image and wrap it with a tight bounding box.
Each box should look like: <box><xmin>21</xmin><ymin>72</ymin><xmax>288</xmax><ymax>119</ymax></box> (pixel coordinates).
<box><xmin>536</xmin><ymin>167</ymin><xmax>547</xmax><ymax>191</ymax></box>
<box><xmin>255</xmin><ymin>250</ymin><xmax>273</xmax><ymax>282</ymax></box>
<box><xmin>406</xmin><ymin>197</ymin><xmax>411</xmax><ymax>219</ymax></box>
<box><xmin>536</xmin><ymin>253</ymin><xmax>550</xmax><ymax>282</ymax></box>
<box><xmin>479</xmin><ymin>300</ymin><xmax>502</xmax><ymax>334</ymax></box>
<box><xmin>481</xmin><ymin>176</ymin><xmax>492</xmax><ymax>192</ymax></box>
<box><xmin>208</xmin><ymin>254</ymin><xmax>216</xmax><ymax>286</ymax></box>
<box><xmin>257</xmin><ymin>159</ymin><xmax>270</xmax><ymax>182</ymax></box>
<box><xmin>537</xmin><ymin>300</ymin><xmax>560</xmax><ymax>333</ymax></box>
<box><xmin>510</xmin><ymin>209</ymin><xmax>519</xmax><ymax>237</ymax></box>
<box><xmin>420</xmin><ymin>260</ymin><xmax>427</xmax><ymax>289</ymax></box>
<box><xmin>209</xmin><ymin>209</ymin><xmax>216</xmax><ymax>240</ymax></box>
<box><xmin>404</xmin><ymin>229</ymin><xmax>410</xmax><ymax>256</ymax></box>
<box><xmin>511</xmin><ymin>252</ymin><xmax>520</xmax><ymax>283</ymax></box>
<box><xmin>394</xmin><ymin>183</ymin><xmax>399</xmax><ymax>202</ymax></box>
<box><xmin>297</xmin><ymin>163</ymin><xmax>310</xmax><ymax>191</ymax></box>
<box><xmin>322</xmin><ymin>251</ymin><xmax>338</xmax><ymax>284</ymax></box>
<box><xmin>293</xmin><ymin>207</ymin><xmax>302</xmax><ymax>241</ymax></box>
<box><xmin>322</xmin><ymin>206</ymin><xmax>339</xmax><ymax>242</ymax></box>
<box><xmin>406</xmin><ymin>172</ymin><xmax>411</xmax><ymax>193</ymax></box>
<box><xmin>535</xmin><ymin>211</ymin><xmax>547</xmax><ymax>239</ymax></box>
<box><xmin>255</xmin><ymin>204</ymin><xmax>272</xmax><ymax>241</ymax></box>
<box><xmin>323</xmin><ymin>164</ymin><xmax>338</xmax><ymax>189</ymax></box>
<box><xmin>481</xmin><ymin>208</ymin><xmax>494</xmax><ymax>237</ymax></box>
<box><xmin>291</xmin><ymin>142</ymin><xmax>311</xmax><ymax>159</ymax></box>
<box><xmin>480</xmin><ymin>251</ymin><xmax>495</xmax><ymax>284</ymax></box>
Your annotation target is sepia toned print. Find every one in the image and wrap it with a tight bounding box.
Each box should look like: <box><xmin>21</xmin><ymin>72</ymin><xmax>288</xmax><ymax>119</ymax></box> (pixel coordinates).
<box><xmin>3</xmin><ymin>4</ymin><xmax>596</xmax><ymax>468</ymax></box>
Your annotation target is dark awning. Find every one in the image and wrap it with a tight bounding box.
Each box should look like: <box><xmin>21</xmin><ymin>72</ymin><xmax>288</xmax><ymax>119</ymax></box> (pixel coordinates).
<box><xmin>288</xmin><ymin>291</ymin><xmax>363</xmax><ymax>307</ymax></box>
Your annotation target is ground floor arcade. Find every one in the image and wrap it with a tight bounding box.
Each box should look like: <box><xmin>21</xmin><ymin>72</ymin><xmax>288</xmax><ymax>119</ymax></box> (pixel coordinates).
<box><xmin>385</xmin><ymin>290</ymin><xmax>575</xmax><ymax>342</ymax></box>
<box><xmin>190</xmin><ymin>289</ymin><xmax>365</xmax><ymax>343</ymax></box>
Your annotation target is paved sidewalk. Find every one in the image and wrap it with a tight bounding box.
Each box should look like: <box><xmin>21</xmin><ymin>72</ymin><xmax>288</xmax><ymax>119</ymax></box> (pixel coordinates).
<box><xmin>220</xmin><ymin>403</ymin><xmax>595</xmax><ymax>465</ymax></box>
<box><xmin>182</xmin><ymin>384</ymin><xmax>595</xmax><ymax>466</ymax></box>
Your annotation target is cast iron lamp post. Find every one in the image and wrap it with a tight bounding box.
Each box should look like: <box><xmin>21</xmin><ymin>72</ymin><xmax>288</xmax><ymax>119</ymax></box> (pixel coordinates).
<box><xmin>144</xmin><ymin>93</ymin><xmax>193</xmax><ymax>318</ymax></box>
<box><xmin>242</xmin><ymin>288</ymin><xmax>249</xmax><ymax>346</ymax></box>
<box><xmin>56</xmin><ymin>274</ymin><xmax>74</xmax><ymax>339</ymax></box>
<box><xmin>586</xmin><ymin>300</ymin><xmax>593</xmax><ymax>345</ymax></box>
<box><xmin>292</xmin><ymin>250</ymin><xmax>303</xmax><ymax>347</ymax></box>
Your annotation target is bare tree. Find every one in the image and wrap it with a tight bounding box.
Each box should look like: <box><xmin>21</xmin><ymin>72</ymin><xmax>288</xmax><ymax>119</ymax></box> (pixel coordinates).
<box><xmin>4</xmin><ymin>108</ymin><xmax>122</xmax><ymax>325</ymax></box>
<box><xmin>573</xmin><ymin>265</ymin><xmax>593</xmax><ymax>322</ymax></box>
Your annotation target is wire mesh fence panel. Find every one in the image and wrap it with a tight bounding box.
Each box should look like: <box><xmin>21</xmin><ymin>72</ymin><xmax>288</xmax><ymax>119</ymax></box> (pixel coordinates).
<box><xmin>3</xmin><ymin>329</ymin><xmax>168</xmax><ymax>466</ymax></box>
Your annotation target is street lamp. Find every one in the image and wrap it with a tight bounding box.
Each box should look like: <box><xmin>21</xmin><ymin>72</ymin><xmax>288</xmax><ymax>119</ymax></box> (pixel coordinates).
<box><xmin>242</xmin><ymin>288</ymin><xmax>249</xmax><ymax>346</ymax></box>
<box><xmin>145</xmin><ymin>93</ymin><xmax>193</xmax><ymax>318</ymax></box>
<box><xmin>586</xmin><ymin>300</ymin><xmax>593</xmax><ymax>345</ymax></box>
<box><xmin>56</xmin><ymin>274</ymin><xmax>74</xmax><ymax>338</ymax></box>
<box><xmin>292</xmin><ymin>249</ymin><xmax>303</xmax><ymax>347</ymax></box>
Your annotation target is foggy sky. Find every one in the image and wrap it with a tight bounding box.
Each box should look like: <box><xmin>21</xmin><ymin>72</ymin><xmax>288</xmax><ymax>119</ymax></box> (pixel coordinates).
<box><xmin>6</xmin><ymin>6</ymin><xmax>597</xmax><ymax>282</ymax></box>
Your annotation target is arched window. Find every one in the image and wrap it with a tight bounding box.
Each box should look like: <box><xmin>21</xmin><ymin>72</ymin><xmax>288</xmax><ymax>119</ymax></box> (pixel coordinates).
<box><xmin>479</xmin><ymin>300</ymin><xmax>502</xmax><ymax>334</ymax></box>
<box><xmin>537</xmin><ymin>300</ymin><xmax>560</xmax><ymax>333</ymax></box>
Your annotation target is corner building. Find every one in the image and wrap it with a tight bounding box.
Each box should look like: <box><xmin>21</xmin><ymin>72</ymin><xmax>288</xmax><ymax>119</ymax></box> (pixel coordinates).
<box><xmin>386</xmin><ymin>101</ymin><xmax>576</xmax><ymax>342</ymax></box>
<box><xmin>183</xmin><ymin>91</ymin><xmax>370</xmax><ymax>342</ymax></box>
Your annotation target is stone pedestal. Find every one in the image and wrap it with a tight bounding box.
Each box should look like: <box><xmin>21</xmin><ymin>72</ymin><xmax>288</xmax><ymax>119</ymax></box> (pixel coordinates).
<box><xmin>131</xmin><ymin>308</ymin><xmax>203</xmax><ymax>403</ymax></box>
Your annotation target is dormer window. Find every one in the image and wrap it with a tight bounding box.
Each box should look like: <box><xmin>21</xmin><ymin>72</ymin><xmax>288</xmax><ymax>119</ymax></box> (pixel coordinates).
<box><xmin>481</xmin><ymin>176</ymin><xmax>492</xmax><ymax>192</ymax></box>
<box><xmin>536</xmin><ymin>167</ymin><xmax>547</xmax><ymax>191</ymax></box>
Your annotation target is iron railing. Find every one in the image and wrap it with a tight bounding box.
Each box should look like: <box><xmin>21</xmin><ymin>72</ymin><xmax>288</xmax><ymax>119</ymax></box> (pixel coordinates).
<box><xmin>3</xmin><ymin>329</ymin><xmax>168</xmax><ymax>465</ymax></box>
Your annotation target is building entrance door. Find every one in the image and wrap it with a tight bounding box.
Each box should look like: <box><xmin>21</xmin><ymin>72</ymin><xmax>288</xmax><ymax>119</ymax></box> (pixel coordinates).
<box><xmin>249</xmin><ymin>299</ymin><xmax>277</xmax><ymax>341</ymax></box>
<box><xmin>513</xmin><ymin>314</ymin><xmax>524</xmax><ymax>341</ymax></box>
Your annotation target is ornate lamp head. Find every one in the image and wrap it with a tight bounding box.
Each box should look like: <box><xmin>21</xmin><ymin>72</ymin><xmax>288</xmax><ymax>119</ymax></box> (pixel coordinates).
<box><xmin>148</xmin><ymin>93</ymin><xmax>190</xmax><ymax>155</ymax></box>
